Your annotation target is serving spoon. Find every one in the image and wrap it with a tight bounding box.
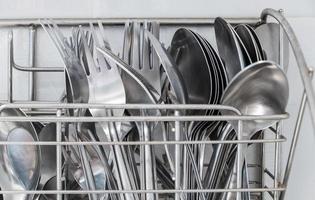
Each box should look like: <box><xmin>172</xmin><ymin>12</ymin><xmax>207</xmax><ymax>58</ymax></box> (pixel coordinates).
<box><xmin>221</xmin><ymin>60</ymin><xmax>289</xmax><ymax>199</ymax></box>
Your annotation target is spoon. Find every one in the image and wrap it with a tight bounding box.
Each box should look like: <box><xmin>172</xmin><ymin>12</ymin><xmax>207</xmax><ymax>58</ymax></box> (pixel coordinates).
<box><xmin>0</xmin><ymin>108</ymin><xmax>40</xmax><ymax>200</ymax></box>
<box><xmin>38</xmin><ymin>123</ymin><xmax>57</xmax><ymax>191</ymax></box>
<box><xmin>38</xmin><ymin>176</ymin><xmax>57</xmax><ymax>200</ymax></box>
<box><xmin>221</xmin><ymin>60</ymin><xmax>289</xmax><ymax>199</ymax></box>
<box><xmin>214</xmin><ymin>17</ymin><xmax>245</xmax><ymax>81</ymax></box>
<box><xmin>221</xmin><ymin>60</ymin><xmax>289</xmax><ymax>134</ymax></box>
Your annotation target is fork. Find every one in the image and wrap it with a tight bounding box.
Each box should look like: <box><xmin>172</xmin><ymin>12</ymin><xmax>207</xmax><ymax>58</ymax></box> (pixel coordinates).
<box><xmin>79</xmin><ymin>27</ymin><xmax>139</xmax><ymax>200</ymax></box>
<box><xmin>122</xmin><ymin>21</ymin><xmax>159</xmax><ymax>200</ymax></box>
<box><xmin>41</xmin><ymin>21</ymin><xmax>137</xmax><ymax>200</ymax></box>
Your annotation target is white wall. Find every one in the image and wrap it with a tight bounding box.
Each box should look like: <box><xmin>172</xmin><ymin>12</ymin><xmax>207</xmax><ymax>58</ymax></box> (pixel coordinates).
<box><xmin>0</xmin><ymin>0</ymin><xmax>315</xmax><ymax>18</ymax></box>
<box><xmin>0</xmin><ymin>0</ymin><xmax>314</xmax><ymax>199</ymax></box>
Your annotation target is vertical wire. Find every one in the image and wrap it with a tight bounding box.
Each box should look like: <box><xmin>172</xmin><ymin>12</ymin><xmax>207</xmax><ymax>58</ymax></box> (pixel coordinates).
<box><xmin>236</xmin><ymin>120</ymin><xmax>243</xmax><ymax>200</ymax></box>
<box><xmin>7</xmin><ymin>31</ymin><xmax>13</xmax><ymax>103</ymax></box>
<box><xmin>56</xmin><ymin>109</ymin><xmax>62</xmax><ymax>200</ymax></box>
<box><xmin>175</xmin><ymin>110</ymin><xmax>181</xmax><ymax>200</ymax></box>
<box><xmin>28</xmin><ymin>26</ymin><xmax>36</xmax><ymax>102</ymax></box>
<box><xmin>274</xmin><ymin>122</ymin><xmax>280</xmax><ymax>200</ymax></box>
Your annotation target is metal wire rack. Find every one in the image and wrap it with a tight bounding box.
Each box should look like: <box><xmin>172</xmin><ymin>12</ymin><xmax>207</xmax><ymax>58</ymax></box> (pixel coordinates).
<box><xmin>0</xmin><ymin>8</ymin><xmax>314</xmax><ymax>200</ymax></box>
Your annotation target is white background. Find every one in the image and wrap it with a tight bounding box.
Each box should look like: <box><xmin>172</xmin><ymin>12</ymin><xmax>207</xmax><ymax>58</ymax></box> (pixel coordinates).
<box><xmin>0</xmin><ymin>0</ymin><xmax>314</xmax><ymax>199</ymax></box>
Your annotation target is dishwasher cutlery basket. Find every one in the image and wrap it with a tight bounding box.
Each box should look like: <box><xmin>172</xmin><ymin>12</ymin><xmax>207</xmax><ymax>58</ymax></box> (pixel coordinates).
<box><xmin>0</xmin><ymin>8</ymin><xmax>314</xmax><ymax>200</ymax></box>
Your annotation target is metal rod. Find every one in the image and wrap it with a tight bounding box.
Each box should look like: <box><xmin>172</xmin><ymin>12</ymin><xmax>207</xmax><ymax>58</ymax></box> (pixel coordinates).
<box><xmin>13</xmin><ymin>63</ymin><xmax>64</xmax><ymax>72</ymax></box>
<box><xmin>266</xmin><ymin>189</ymin><xmax>275</xmax><ymax>199</ymax></box>
<box><xmin>28</xmin><ymin>26</ymin><xmax>36</xmax><ymax>102</ymax></box>
<box><xmin>0</xmin><ymin>17</ymin><xmax>259</xmax><ymax>27</ymax></box>
<box><xmin>261</xmin><ymin>8</ymin><xmax>315</xmax><ymax>128</ymax></box>
<box><xmin>0</xmin><ymin>114</ymin><xmax>289</xmax><ymax>123</ymax></box>
<box><xmin>279</xmin><ymin>71</ymin><xmax>313</xmax><ymax>200</ymax></box>
<box><xmin>274</xmin><ymin>122</ymin><xmax>280</xmax><ymax>200</ymax></box>
<box><xmin>24</xmin><ymin>110</ymin><xmax>60</xmax><ymax>115</ymax></box>
<box><xmin>0</xmin><ymin>188</ymin><xmax>286</xmax><ymax>195</ymax></box>
<box><xmin>278</xmin><ymin>9</ymin><xmax>287</xmax><ymax>74</ymax></box>
<box><xmin>0</xmin><ymin>100</ymin><xmax>64</xmax><ymax>104</ymax></box>
<box><xmin>174</xmin><ymin>110</ymin><xmax>181</xmax><ymax>200</ymax></box>
<box><xmin>56</xmin><ymin>109</ymin><xmax>62</xmax><ymax>200</ymax></box>
<box><xmin>0</xmin><ymin>103</ymin><xmax>242</xmax><ymax>114</ymax></box>
<box><xmin>261</xmin><ymin>132</ymin><xmax>266</xmax><ymax>200</ymax></box>
<box><xmin>236</xmin><ymin>120</ymin><xmax>243</xmax><ymax>200</ymax></box>
<box><xmin>7</xmin><ymin>31</ymin><xmax>13</xmax><ymax>103</ymax></box>
<box><xmin>0</xmin><ymin>137</ymin><xmax>287</xmax><ymax>145</ymax></box>
<box><xmin>0</xmin><ymin>13</ymin><xmax>304</xmax><ymax>198</ymax></box>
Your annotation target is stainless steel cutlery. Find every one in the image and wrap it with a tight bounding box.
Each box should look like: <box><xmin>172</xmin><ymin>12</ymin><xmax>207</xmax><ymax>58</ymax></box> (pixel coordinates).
<box><xmin>0</xmin><ymin>13</ymin><xmax>295</xmax><ymax>200</ymax></box>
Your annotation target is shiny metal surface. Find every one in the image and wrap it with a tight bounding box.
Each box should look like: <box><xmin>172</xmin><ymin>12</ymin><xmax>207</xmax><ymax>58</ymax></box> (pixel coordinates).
<box><xmin>0</xmin><ymin>108</ymin><xmax>40</xmax><ymax>200</ymax></box>
<box><xmin>235</xmin><ymin>24</ymin><xmax>261</xmax><ymax>62</ymax></box>
<box><xmin>214</xmin><ymin>17</ymin><xmax>245</xmax><ymax>80</ymax></box>
<box><xmin>146</xmin><ymin>30</ymin><xmax>188</xmax><ymax>104</ymax></box>
<box><xmin>38</xmin><ymin>176</ymin><xmax>57</xmax><ymax>200</ymax></box>
<box><xmin>169</xmin><ymin>28</ymin><xmax>210</xmax><ymax>106</ymax></box>
<box><xmin>221</xmin><ymin>61</ymin><xmax>289</xmax><ymax>136</ymax></box>
<box><xmin>40</xmin><ymin>21</ymin><xmax>89</xmax><ymax>107</ymax></box>
<box><xmin>122</xmin><ymin>23</ymin><xmax>162</xmax><ymax>198</ymax></box>
<box><xmin>98</xmin><ymin>39</ymin><xmax>159</xmax><ymax>200</ymax></box>
<box><xmin>0</xmin><ymin>10</ymin><xmax>313</xmax><ymax>200</ymax></box>
<box><xmin>0</xmin><ymin>102</ymin><xmax>289</xmax><ymax>199</ymax></box>
<box><xmin>255</xmin><ymin>23</ymin><xmax>290</xmax><ymax>70</ymax></box>
<box><xmin>260</xmin><ymin>8</ymin><xmax>315</xmax><ymax>129</ymax></box>
<box><xmin>221</xmin><ymin>60</ymin><xmax>289</xmax><ymax>200</ymax></box>
<box><xmin>79</xmin><ymin>26</ymin><xmax>139</xmax><ymax>200</ymax></box>
<box><xmin>38</xmin><ymin>123</ymin><xmax>56</xmax><ymax>191</ymax></box>
<box><xmin>141</xmin><ymin>22</ymin><xmax>161</xmax><ymax>94</ymax></box>
<box><xmin>245</xmin><ymin>24</ymin><xmax>265</xmax><ymax>60</ymax></box>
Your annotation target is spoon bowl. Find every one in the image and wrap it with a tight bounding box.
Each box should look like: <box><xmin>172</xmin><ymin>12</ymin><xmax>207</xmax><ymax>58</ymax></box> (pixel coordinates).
<box><xmin>0</xmin><ymin>108</ymin><xmax>40</xmax><ymax>200</ymax></box>
<box><xmin>221</xmin><ymin>60</ymin><xmax>289</xmax><ymax>136</ymax></box>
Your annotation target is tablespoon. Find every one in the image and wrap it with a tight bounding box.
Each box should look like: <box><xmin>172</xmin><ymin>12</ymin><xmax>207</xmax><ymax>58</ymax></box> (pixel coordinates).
<box><xmin>37</xmin><ymin>123</ymin><xmax>57</xmax><ymax>199</ymax></box>
<box><xmin>38</xmin><ymin>176</ymin><xmax>57</xmax><ymax>200</ymax></box>
<box><xmin>214</xmin><ymin>17</ymin><xmax>245</xmax><ymax>81</ymax></box>
<box><xmin>0</xmin><ymin>108</ymin><xmax>40</xmax><ymax>200</ymax></box>
<box><xmin>235</xmin><ymin>24</ymin><xmax>261</xmax><ymax>62</ymax></box>
<box><xmin>137</xmin><ymin>31</ymin><xmax>209</xmax><ymax>199</ymax></box>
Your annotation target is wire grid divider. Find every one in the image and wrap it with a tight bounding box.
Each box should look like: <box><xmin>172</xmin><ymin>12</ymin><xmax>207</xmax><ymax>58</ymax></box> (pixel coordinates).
<box><xmin>0</xmin><ymin>103</ymin><xmax>288</xmax><ymax>200</ymax></box>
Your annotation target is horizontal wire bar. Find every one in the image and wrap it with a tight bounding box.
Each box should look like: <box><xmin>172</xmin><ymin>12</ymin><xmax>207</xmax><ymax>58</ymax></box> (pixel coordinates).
<box><xmin>0</xmin><ymin>17</ymin><xmax>260</xmax><ymax>27</ymax></box>
<box><xmin>0</xmin><ymin>103</ymin><xmax>290</xmax><ymax>121</ymax></box>
<box><xmin>13</xmin><ymin>63</ymin><xmax>64</xmax><ymax>72</ymax></box>
<box><xmin>0</xmin><ymin>136</ymin><xmax>286</xmax><ymax>145</ymax></box>
<box><xmin>0</xmin><ymin>103</ymin><xmax>242</xmax><ymax>114</ymax></box>
<box><xmin>24</xmin><ymin>111</ymin><xmax>60</xmax><ymax>115</ymax></box>
<box><xmin>0</xmin><ymin>114</ymin><xmax>288</xmax><ymax>122</ymax></box>
<box><xmin>0</xmin><ymin>100</ymin><xmax>66</xmax><ymax>104</ymax></box>
<box><xmin>0</xmin><ymin>187</ymin><xmax>285</xmax><ymax>194</ymax></box>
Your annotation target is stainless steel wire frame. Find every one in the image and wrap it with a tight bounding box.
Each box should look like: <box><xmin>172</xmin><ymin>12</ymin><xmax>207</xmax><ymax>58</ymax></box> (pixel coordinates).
<box><xmin>0</xmin><ymin>103</ymin><xmax>287</xmax><ymax>200</ymax></box>
<box><xmin>1</xmin><ymin>8</ymin><xmax>315</xmax><ymax>200</ymax></box>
